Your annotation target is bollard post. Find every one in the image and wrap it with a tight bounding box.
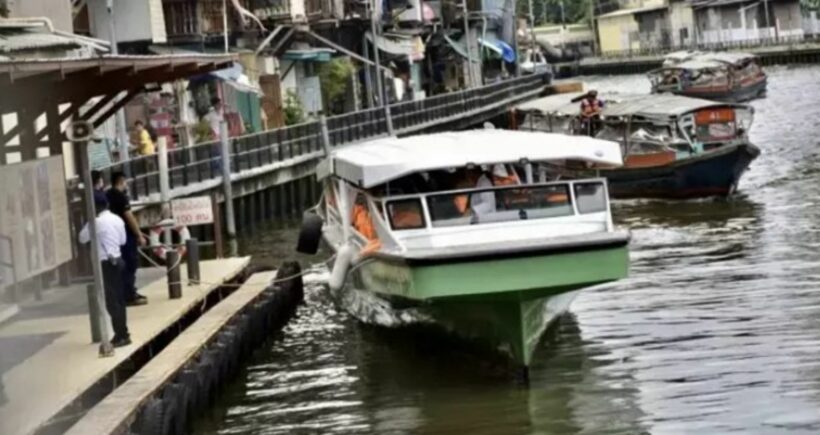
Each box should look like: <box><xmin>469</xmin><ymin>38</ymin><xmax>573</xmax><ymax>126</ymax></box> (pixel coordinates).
<box><xmin>166</xmin><ymin>250</ymin><xmax>182</xmax><ymax>299</ymax></box>
<box><xmin>220</xmin><ymin>121</ymin><xmax>237</xmax><ymax>253</ymax></box>
<box><xmin>319</xmin><ymin>115</ymin><xmax>331</xmax><ymax>156</ymax></box>
<box><xmin>186</xmin><ymin>238</ymin><xmax>200</xmax><ymax>285</ymax></box>
<box><xmin>157</xmin><ymin>136</ymin><xmax>173</xmax><ymax>247</ymax></box>
<box><xmin>86</xmin><ymin>284</ymin><xmax>102</xmax><ymax>343</ymax></box>
<box><xmin>384</xmin><ymin>105</ymin><xmax>395</xmax><ymax>136</ymax></box>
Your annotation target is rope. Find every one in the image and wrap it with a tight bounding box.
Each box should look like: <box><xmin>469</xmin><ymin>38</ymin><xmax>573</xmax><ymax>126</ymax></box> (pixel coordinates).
<box><xmin>136</xmin><ymin>237</ymin><xmax>336</xmax><ymax>289</ymax></box>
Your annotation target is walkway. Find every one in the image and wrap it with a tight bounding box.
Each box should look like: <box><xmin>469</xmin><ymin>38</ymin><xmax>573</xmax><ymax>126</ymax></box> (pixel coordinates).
<box><xmin>0</xmin><ymin>257</ymin><xmax>249</xmax><ymax>435</ymax></box>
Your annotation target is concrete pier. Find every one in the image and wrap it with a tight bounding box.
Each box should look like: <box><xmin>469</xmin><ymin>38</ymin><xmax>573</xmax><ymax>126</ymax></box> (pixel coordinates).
<box><xmin>0</xmin><ymin>258</ymin><xmax>250</xmax><ymax>435</ymax></box>
<box><xmin>65</xmin><ymin>264</ymin><xmax>304</xmax><ymax>435</ymax></box>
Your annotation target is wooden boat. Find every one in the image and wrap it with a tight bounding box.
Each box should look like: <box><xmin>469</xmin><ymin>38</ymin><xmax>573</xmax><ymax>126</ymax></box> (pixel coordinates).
<box><xmin>297</xmin><ymin>130</ymin><xmax>630</xmax><ymax>368</ymax></box>
<box><xmin>514</xmin><ymin>92</ymin><xmax>760</xmax><ymax>199</ymax></box>
<box><xmin>648</xmin><ymin>51</ymin><xmax>767</xmax><ymax>102</ymax></box>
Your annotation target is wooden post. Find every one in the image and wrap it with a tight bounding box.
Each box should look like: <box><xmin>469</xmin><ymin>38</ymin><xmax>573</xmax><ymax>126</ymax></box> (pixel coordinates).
<box><xmin>219</xmin><ymin>121</ymin><xmax>236</xmax><ymax>247</ymax></box>
<box><xmin>211</xmin><ymin>192</ymin><xmax>224</xmax><ymax>259</ymax></box>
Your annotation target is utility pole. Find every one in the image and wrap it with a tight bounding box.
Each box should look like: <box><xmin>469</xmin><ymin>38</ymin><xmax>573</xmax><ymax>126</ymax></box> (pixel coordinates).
<box><xmin>369</xmin><ymin>0</ymin><xmax>386</xmax><ymax>106</ymax></box>
<box><xmin>511</xmin><ymin>0</ymin><xmax>521</xmax><ymax>76</ymax></box>
<box><xmin>462</xmin><ymin>0</ymin><xmax>477</xmax><ymax>87</ymax></box>
<box><xmin>223</xmin><ymin>0</ymin><xmax>230</xmax><ymax>52</ymax></box>
<box><xmin>762</xmin><ymin>0</ymin><xmax>772</xmax><ymax>40</ymax></box>
<box><xmin>106</xmin><ymin>0</ymin><xmax>131</xmax><ymax>177</ymax></box>
<box><xmin>527</xmin><ymin>0</ymin><xmax>536</xmax><ymax>51</ymax></box>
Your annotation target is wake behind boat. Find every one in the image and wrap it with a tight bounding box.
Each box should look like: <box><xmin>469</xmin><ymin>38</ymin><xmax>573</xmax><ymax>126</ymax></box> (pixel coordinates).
<box><xmin>296</xmin><ymin>130</ymin><xmax>630</xmax><ymax>368</ymax></box>
<box><xmin>514</xmin><ymin>92</ymin><xmax>760</xmax><ymax>199</ymax></box>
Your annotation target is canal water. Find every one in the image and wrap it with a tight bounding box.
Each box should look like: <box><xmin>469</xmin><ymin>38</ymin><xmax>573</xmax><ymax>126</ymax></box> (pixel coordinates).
<box><xmin>199</xmin><ymin>65</ymin><xmax>820</xmax><ymax>434</ymax></box>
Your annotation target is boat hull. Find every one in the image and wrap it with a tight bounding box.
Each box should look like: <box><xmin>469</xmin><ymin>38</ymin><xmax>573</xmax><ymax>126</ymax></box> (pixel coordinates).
<box><xmin>602</xmin><ymin>143</ymin><xmax>760</xmax><ymax>199</ymax></box>
<box><xmin>663</xmin><ymin>77</ymin><xmax>767</xmax><ymax>102</ymax></box>
<box><xmin>336</xmin><ymin>242</ymin><xmax>629</xmax><ymax>367</ymax></box>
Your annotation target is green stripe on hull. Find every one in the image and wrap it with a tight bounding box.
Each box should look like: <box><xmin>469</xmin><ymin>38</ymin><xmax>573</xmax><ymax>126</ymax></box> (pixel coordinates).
<box><xmin>357</xmin><ymin>246</ymin><xmax>629</xmax><ymax>301</ymax></box>
<box><xmin>350</xmin><ymin>245</ymin><xmax>629</xmax><ymax>366</ymax></box>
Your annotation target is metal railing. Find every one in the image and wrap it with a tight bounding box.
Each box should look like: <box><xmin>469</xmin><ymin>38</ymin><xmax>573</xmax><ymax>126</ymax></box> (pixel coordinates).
<box><xmin>96</xmin><ymin>73</ymin><xmax>548</xmax><ymax>201</ymax></box>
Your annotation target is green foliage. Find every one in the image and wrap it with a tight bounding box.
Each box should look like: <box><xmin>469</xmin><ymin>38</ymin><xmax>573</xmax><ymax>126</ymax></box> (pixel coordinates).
<box><xmin>318</xmin><ymin>58</ymin><xmax>356</xmax><ymax>114</ymax></box>
<box><xmin>518</xmin><ymin>0</ymin><xmax>594</xmax><ymax>26</ymax></box>
<box><xmin>283</xmin><ymin>90</ymin><xmax>305</xmax><ymax>126</ymax></box>
<box><xmin>803</xmin><ymin>0</ymin><xmax>820</xmax><ymax>10</ymax></box>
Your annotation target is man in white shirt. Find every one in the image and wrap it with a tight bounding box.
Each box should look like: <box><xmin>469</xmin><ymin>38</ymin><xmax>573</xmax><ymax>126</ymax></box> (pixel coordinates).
<box><xmin>470</xmin><ymin>168</ymin><xmax>497</xmax><ymax>215</ymax></box>
<box><xmin>79</xmin><ymin>191</ymin><xmax>131</xmax><ymax>347</ymax></box>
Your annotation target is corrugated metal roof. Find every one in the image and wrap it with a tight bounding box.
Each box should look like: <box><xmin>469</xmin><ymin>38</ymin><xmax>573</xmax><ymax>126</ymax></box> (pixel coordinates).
<box><xmin>0</xmin><ymin>28</ymin><xmax>81</xmax><ymax>54</ymax></box>
<box><xmin>596</xmin><ymin>4</ymin><xmax>667</xmax><ymax>19</ymax></box>
<box><xmin>516</xmin><ymin>92</ymin><xmax>746</xmax><ymax>119</ymax></box>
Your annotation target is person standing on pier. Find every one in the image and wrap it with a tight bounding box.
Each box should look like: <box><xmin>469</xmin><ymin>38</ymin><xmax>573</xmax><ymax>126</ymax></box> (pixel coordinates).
<box><xmin>79</xmin><ymin>191</ymin><xmax>131</xmax><ymax>347</ymax></box>
<box><xmin>107</xmin><ymin>172</ymin><xmax>148</xmax><ymax>306</ymax></box>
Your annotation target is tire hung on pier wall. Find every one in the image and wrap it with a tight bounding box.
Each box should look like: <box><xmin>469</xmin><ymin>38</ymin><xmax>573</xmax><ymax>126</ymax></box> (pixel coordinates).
<box><xmin>296</xmin><ymin>211</ymin><xmax>323</xmax><ymax>255</ymax></box>
<box><xmin>162</xmin><ymin>383</ymin><xmax>191</xmax><ymax>435</ymax></box>
<box><xmin>131</xmin><ymin>394</ymin><xmax>179</xmax><ymax>435</ymax></box>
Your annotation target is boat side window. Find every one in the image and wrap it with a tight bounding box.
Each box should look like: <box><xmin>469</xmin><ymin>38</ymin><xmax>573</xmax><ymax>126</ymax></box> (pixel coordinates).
<box><xmin>427</xmin><ymin>184</ymin><xmax>574</xmax><ymax>227</ymax></box>
<box><xmin>386</xmin><ymin>198</ymin><xmax>426</xmax><ymax>230</ymax></box>
<box><xmin>574</xmin><ymin>182</ymin><xmax>607</xmax><ymax>214</ymax></box>
<box><xmin>694</xmin><ymin>108</ymin><xmax>736</xmax><ymax>141</ymax></box>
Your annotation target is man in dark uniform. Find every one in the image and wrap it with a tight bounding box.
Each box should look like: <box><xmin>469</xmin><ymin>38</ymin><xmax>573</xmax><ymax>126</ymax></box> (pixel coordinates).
<box><xmin>107</xmin><ymin>172</ymin><xmax>148</xmax><ymax>306</ymax></box>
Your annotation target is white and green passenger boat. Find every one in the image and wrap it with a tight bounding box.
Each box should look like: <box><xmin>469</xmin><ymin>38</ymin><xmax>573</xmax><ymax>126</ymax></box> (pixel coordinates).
<box><xmin>297</xmin><ymin>130</ymin><xmax>630</xmax><ymax>368</ymax></box>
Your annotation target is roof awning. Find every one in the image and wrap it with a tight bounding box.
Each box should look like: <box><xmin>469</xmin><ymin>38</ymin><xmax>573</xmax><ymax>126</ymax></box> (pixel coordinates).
<box><xmin>443</xmin><ymin>34</ymin><xmax>479</xmax><ymax>63</ymax></box>
<box><xmin>281</xmin><ymin>48</ymin><xmax>334</xmax><ymax>62</ymax></box>
<box><xmin>366</xmin><ymin>32</ymin><xmax>425</xmax><ymax>61</ymax></box>
<box><xmin>210</xmin><ymin>63</ymin><xmax>262</xmax><ymax>95</ymax></box>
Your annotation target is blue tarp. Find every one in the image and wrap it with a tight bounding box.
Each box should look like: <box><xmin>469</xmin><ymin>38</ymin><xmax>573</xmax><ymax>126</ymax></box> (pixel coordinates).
<box><xmin>479</xmin><ymin>34</ymin><xmax>516</xmax><ymax>63</ymax></box>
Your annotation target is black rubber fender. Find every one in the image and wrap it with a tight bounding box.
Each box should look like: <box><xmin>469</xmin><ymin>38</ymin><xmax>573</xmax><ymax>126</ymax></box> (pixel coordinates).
<box><xmin>215</xmin><ymin>332</ymin><xmax>240</xmax><ymax>378</ymax></box>
<box><xmin>176</xmin><ymin>368</ymin><xmax>205</xmax><ymax>417</ymax></box>
<box><xmin>204</xmin><ymin>347</ymin><xmax>229</xmax><ymax>392</ymax></box>
<box><xmin>163</xmin><ymin>382</ymin><xmax>191</xmax><ymax>435</ymax></box>
<box><xmin>296</xmin><ymin>211</ymin><xmax>323</xmax><ymax>254</ymax></box>
<box><xmin>131</xmin><ymin>397</ymin><xmax>164</xmax><ymax>435</ymax></box>
<box><xmin>234</xmin><ymin>314</ymin><xmax>253</xmax><ymax>357</ymax></box>
<box><xmin>158</xmin><ymin>392</ymin><xmax>180</xmax><ymax>435</ymax></box>
<box><xmin>196</xmin><ymin>353</ymin><xmax>219</xmax><ymax>406</ymax></box>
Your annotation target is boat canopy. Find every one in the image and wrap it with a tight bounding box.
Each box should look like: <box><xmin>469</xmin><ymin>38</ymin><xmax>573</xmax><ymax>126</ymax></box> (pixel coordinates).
<box><xmin>657</xmin><ymin>52</ymin><xmax>757</xmax><ymax>70</ymax></box>
<box><xmin>516</xmin><ymin>92</ymin><xmax>749</xmax><ymax>120</ymax></box>
<box><xmin>702</xmin><ymin>52</ymin><xmax>758</xmax><ymax>65</ymax></box>
<box><xmin>317</xmin><ymin>130</ymin><xmax>623</xmax><ymax>188</ymax></box>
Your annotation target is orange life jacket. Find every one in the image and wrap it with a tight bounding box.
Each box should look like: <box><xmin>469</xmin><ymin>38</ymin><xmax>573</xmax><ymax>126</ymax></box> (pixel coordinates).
<box><xmin>351</xmin><ymin>203</ymin><xmax>378</xmax><ymax>241</ymax></box>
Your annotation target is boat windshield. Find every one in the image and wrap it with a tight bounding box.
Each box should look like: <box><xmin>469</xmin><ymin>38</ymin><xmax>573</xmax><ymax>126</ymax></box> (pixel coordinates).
<box><xmin>420</xmin><ymin>182</ymin><xmax>607</xmax><ymax>228</ymax></box>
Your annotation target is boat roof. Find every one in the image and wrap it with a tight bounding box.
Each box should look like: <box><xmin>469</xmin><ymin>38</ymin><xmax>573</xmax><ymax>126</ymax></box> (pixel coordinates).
<box><xmin>702</xmin><ymin>51</ymin><xmax>757</xmax><ymax>64</ymax></box>
<box><xmin>516</xmin><ymin>92</ymin><xmax>747</xmax><ymax>119</ymax></box>
<box><xmin>319</xmin><ymin>130</ymin><xmax>623</xmax><ymax>188</ymax></box>
<box><xmin>659</xmin><ymin>51</ymin><xmax>756</xmax><ymax>70</ymax></box>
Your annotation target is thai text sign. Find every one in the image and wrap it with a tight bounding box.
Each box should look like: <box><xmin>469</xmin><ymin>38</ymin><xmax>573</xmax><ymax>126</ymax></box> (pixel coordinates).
<box><xmin>0</xmin><ymin>156</ymin><xmax>72</xmax><ymax>287</ymax></box>
<box><xmin>172</xmin><ymin>196</ymin><xmax>214</xmax><ymax>226</ymax></box>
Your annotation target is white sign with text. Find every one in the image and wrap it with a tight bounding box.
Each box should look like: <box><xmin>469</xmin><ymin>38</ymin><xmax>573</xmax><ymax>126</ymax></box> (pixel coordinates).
<box><xmin>172</xmin><ymin>196</ymin><xmax>214</xmax><ymax>226</ymax></box>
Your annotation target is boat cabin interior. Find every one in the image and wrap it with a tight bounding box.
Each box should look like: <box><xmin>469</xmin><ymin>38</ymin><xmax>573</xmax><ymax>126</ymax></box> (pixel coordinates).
<box><xmin>321</xmin><ymin>164</ymin><xmax>613</xmax><ymax>254</ymax></box>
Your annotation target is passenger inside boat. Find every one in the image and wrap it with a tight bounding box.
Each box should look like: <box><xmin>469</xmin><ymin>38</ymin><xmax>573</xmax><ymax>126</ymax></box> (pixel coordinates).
<box><xmin>426</xmin><ymin>182</ymin><xmax>582</xmax><ymax>227</ymax></box>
